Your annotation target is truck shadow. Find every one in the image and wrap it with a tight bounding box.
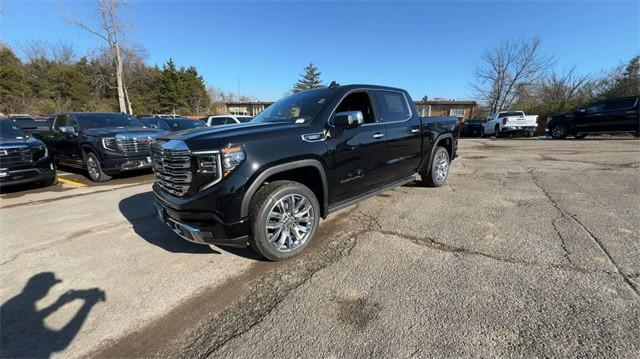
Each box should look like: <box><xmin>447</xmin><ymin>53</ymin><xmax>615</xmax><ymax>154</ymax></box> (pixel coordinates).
<box><xmin>0</xmin><ymin>272</ymin><xmax>105</xmax><ymax>358</ymax></box>
<box><xmin>119</xmin><ymin>191</ymin><xmax>215</xmax><ymax>254</ymax></box>
<box><xmin>118</xmin><ymin>191</ymin><xmax>262</xmax><ymax>260</ymax></box>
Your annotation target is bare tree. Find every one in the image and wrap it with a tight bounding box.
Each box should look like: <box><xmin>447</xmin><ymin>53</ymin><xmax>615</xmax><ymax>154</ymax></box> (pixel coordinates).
<box><xmin>66</xmin><ymin>0</ymin><xmax>131</xmax><ymax>113</ymax></box>
<box><xmin>473</xmin><ymin>37</ymin><xmax>553</xmax><ymax>113</ymax></box>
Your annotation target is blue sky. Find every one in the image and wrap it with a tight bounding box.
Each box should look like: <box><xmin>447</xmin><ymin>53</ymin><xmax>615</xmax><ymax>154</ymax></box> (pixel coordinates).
<box><xmin>1</xmin><ymin>1</ymin><xmax>638</xmax><ymax>101</ymax></box>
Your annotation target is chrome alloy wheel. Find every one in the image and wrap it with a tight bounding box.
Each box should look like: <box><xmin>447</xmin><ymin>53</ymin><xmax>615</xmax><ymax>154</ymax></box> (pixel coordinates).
<box><xmin>87</xmin><ymin>155</ymin><xmax>100</xmax><ymax>181</ymax></box>
<box><xmin>265</xmin><ymin>193</ymin><xmax>315</xmax><ymax>252</ymax></box>
<box><xmin>434</xmin><ymin>150</ymin><xmax>449</xmax><ymax>182</ymax></box>
<box><xmin>552</xmin><ymin>125</ymin><xmax>566</xmax><ymax>138</ymax></box>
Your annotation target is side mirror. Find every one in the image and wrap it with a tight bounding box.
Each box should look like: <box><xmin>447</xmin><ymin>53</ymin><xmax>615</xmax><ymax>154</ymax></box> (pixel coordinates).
<box><xmin>332</xmin><ymin>111</ymin><xmax>364</xmax><ymax>128</ymax></box>
<box><xmin>59</xmin><ymin>126</ymin><xmax>77</xmax><ymax>135</ymax></box>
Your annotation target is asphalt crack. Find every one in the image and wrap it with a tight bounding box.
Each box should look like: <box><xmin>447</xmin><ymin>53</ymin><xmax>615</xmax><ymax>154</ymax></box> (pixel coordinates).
<box><xmin>529</xmin><ymin>170</ymin><xmax>639</xmax><ymax>297</ymax></box>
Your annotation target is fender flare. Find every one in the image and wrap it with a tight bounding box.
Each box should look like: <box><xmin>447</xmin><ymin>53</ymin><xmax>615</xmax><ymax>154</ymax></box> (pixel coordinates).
<box><xmin>240</xmin><ymin>159</ymin><xmax>329</xmax><ymax>218</ymax></box>
<box><xmin>422</xmin><ymin>133</ymin><xmax>454</xmax><ymax>173</ymax></box>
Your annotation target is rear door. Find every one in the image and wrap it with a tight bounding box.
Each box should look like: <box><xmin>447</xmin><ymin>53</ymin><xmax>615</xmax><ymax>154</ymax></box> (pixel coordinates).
<box><xmin>602</xmin><ymin>98</ymin><xmax>639</xmax><ymax>132</ymax></box>
<box><xmin>373</xmin><ymin>90</ymin><xmax>422</xmax><ymax>182</ymax></box>
<box><xmin>326</xmin><ymin>90</ymin><xmax>389</xmax><ymax>204</ymax></box>
<box><xmin>573</xmin><ymin>101</ymin><xmax>606</xmax><ymax>133</ymax></box>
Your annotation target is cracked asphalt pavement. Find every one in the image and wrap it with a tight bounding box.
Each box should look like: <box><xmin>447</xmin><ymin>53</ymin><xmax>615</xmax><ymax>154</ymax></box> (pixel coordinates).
<box><xmin>1</xmin><ymin>137</ymin><xmax>639</xmax><ymax>358</ymax></box>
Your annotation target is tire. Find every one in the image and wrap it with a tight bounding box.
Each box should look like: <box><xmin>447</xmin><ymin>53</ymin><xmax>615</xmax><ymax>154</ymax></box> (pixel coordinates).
<box><xmin>494</xmin><ymin>125</ymin><xmax>501</xmax><ymax>138</ymax></box>
<box><xmin>550</xmin><ymin>124</ymin><xmax>569</xmax><ymax>139</ymax></box>
<box><xmin>421</xmin><ymin>146</ymin><xmax>450</xmax><ymax>188</ymax></box>
<box><xmin>85</xmin><ymin>152</ymin><xmax>112</xmax><ymax>182</ymax></box>
<box><xmin>40</xmin><ymin>175</ymin><xmax>57</xmax><ymax>187</ymax></box>
<box><xmin>480</xmin><ymin>127</ymin><xmax>486</xmax><ymax>138</ymax></box>
<box><xmin>249</xmin><ymin>180</ymin><xmax>320</xmax><ymax>261</ymax></box>
<box><xmin>574</xmin><ymin>133</ymin><xmax>587</xmax><ymax>139</ymax></box>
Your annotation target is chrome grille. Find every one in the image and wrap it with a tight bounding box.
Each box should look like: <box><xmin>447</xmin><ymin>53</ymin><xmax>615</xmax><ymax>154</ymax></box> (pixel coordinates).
<box><xmin>117</xmin><ymin>138</ymin><xmax>152</xmax><ymax>155</ymax></box>
<box><xmin>151</xmin><ymin>144</ymin><xmax>193</xmax><ymax>197</ymax></box>
<box><xmin>0</xmin><ymin>147</ymin><xmax>33</xmax><ymax>167</ymax></box>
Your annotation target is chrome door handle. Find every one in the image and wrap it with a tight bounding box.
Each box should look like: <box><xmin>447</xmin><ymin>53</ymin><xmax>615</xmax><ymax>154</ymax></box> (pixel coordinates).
<box><xmin>411</xmin><ymin>129</ymin><xmax>420</xmax><ymax>133</ymax></box>
<box><xmin>372</xmin><ymin>133</ymin><xmax>385</xmax><ymax>139</ymax></box>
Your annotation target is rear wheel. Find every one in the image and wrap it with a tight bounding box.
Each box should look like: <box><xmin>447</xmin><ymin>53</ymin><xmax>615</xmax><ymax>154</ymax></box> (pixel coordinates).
<box><xmin>421</xmin><ymin>146</ymin><xmax>450</xmax><ymax>188</ymax></box>
<box><xmin>250</xmin><ymin>180</ymin><xmax>320</xmax><ymax>261</ymax></box>
<box><xmin>550</xmin><ymin>124</ymin><xmax>569</xmax><ymax>139</ymax></box>
<box><xmin>85</xmin><ymin>152</ymin><xmax>112</xmax><ymax>182</ymax></box>
<box><xmin>574</xmin><ymin>133</ymin><xmax>588</xmax><ymax>139</ymax></box>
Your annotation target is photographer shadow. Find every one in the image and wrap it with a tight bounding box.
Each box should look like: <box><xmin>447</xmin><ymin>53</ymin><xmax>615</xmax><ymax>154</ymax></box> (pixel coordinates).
<box><xmin>0</xmin><ymin>272</ymin><xmax>105</xmax><ymax>358</ymax></box>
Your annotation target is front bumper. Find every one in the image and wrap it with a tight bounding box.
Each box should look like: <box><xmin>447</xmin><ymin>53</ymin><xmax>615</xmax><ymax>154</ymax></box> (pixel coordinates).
<box><xmin>0</xmin><ymin>161</ymin><xmax>55</xmax><ymax>187</ymax></box>
<box><xmin>154</xmin><ymin>192</ymin><xmax>249</xmax><ymax>248</ymax></box>
<box><xmin>102</xmin><ymin>154</ymin><xmax>152</xmax><ymax>174</ymax></box>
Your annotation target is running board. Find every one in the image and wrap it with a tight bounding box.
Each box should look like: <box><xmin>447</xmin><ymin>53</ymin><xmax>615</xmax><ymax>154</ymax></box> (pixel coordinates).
<box><xmin>328</xmin><ymin>175</ymin><xmax>417</xmax><ymax>214</ymax></box>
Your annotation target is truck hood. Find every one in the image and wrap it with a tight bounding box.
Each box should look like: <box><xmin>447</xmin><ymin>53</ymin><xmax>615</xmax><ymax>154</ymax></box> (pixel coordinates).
<box><xmin>84</xmin><ymin>127</ymin><xmax>169</xmax><ymax>138</ymax></box>
<box><xmin>0</xmin><ymin>135</ymin><xmax>45</xmax><ymax>148</ymax></box>
<box><xmin>159</xmin><ymin>122</ymin><xmax>302</xmax><ymax>150</ymax></box>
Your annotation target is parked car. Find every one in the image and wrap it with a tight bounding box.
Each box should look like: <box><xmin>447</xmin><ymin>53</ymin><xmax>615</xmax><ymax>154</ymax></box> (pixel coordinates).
<box><xmin>461</xmin><ymin>119</ymin><xmax>484</xmax><ymax>137</ymax></box>
<box><xmin>204</xmin><ymin>115</ymin><xmax>253</xmax><ymax>127</ymax></box>
<box><xmin>0</xmin><ymin>119</ymin><xmax>56</xmax><ymax>188</ymax></box>
<box><xmin>9</xmin><ymin>115</ymin><xmax>54</xmax><ymax>140</ymax></box>
<box><xmin>482</xmin><ymin>111</ymin><xmax>537</xmax><ymax>137</ymax></box>
<box><xmin>546</xmin><ymin>96</ymin><xmax>640</xmax><ymax>139</ymax></box>
<box><xmin>152</xmin><ymin>84</ymin><xmax>458</xmax><ymax>260</ymax></box>
<box><xmin>45</xmin><ymin>112</ymin><xmax>168</xmax><ymax>182</ymax></box>
<box><xmin>140</xmin><ymin>117</ymin><xmax>207</xmax><ymax>132</ymax></box>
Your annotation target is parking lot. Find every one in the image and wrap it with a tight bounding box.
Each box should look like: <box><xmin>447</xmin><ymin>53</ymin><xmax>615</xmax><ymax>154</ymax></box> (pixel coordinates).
<box><xmin>1</xmin><ymin>137</ymin><xmax>639</xmax><ymax>358</ymax></box>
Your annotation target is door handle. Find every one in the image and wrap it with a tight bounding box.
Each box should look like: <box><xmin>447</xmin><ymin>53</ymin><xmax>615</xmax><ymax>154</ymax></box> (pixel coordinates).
<box><xmin>411</xmin><ymin>129</ymin><xmax>420</xmax><ymax>134</ymax></box>
<box><xmin>372</xmin><ymin>133</ymin><xmax>385</xmax><ymax>139</ymax></box>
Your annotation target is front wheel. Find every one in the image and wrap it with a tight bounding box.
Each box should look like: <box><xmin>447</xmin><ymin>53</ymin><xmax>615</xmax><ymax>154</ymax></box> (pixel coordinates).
<box><xmin>85</xmin><ymin>152</ymin><xmax>112</xmax><ymax>182</ymax></box>
<box><xmin>250</xmin><ymin>180</ymin><xmax>320</xmax><ymax>261</ymax></box>
<box><xmin>421</xmin><ymin>146</ymin><xmax>450</xmax><ymax>187</ymax></box>
<box><xmin>550</xmin><ymin>124</ymin><xmax>569</xmax><ymax>139</ymax></box>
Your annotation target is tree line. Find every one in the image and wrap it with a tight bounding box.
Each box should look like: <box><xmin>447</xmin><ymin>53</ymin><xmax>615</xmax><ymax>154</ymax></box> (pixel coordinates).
<box><xmin>473</xmin><ymin>37</ymin><xmax>639</xmax><ymax>118</ymax></box>
<box><xmin>0</xmin><ymin>43</ymin><xmax>213</xmax><ymax>116</ymax></box>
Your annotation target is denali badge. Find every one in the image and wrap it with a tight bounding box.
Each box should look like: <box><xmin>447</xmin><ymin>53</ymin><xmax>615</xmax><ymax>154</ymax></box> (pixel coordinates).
<box><xmin>137</xmin><ymin>137</ymin><xmax>152</xmax><ymax>145</ymax></box>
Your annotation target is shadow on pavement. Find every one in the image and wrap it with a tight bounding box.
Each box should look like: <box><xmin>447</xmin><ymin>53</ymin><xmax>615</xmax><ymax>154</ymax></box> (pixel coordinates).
<box><xmin>0</xmin><ymin>272</ymin><xmax>105</xmax><ymax>358</ymax></box>
<box><xmin>119</xmin><ymin>191</ymin><xmax>215</xmax><ymax>254</ymax></box>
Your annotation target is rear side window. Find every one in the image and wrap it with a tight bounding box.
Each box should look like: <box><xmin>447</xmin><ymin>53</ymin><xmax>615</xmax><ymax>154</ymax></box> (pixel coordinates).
<box><xmin>498</xmin><ymin>111</ymin><xmax>524</xmax><ymax>117</ymax></box>
<box><xmin>210</xmin><ymin>117</ymin><xmax>233</xmax><ymax>126</ymax></box>
<box><xmin>53</xmin><ymin>115</ymin><xmax>69</xmax><ymax>130</ymax></box>
<box><xmin>584</xmin><ymin>102</ymin><xmax>605</xmax><ymax>113</ymax></box>
<box><xmin>375</xmin><ymin>91</ymin><xmax>411</xmax><ymax>122</ymax></box>
<box><xmin>604</xmin><ymin>98</ymin><xmax>637</xmax><ymax>111</ymax></box>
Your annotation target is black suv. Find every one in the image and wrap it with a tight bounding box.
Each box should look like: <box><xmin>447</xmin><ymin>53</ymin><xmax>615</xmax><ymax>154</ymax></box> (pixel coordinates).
<box><xmin>47</xmin><ymin>112</ymin><xmax>168</xmax><ymax>182</ymax></box>
<box><xmin>139</xmin><ymin>116</ymin><xmax>207</xmax><ymax>132</ymax></box>
<box><xmin>152</xmin><ymin>84</ymin><xmax>459</xmax><ymax>260</ymax></box>
<box><xmin>0</xmin><ymin>120</ymin><xmax>56</xmax><ymax>188</ymax></box>
<box><xmin>546</xmin><ymin>96</ymin><xmax>639</xmax><ymax>139</ymax></box>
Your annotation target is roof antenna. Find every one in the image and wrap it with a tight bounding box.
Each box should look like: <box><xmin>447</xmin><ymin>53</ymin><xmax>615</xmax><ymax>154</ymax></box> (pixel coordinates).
<box><xmin>329</xmin><ymin>81</ymin><xmax>339</xmax><ymax>88</ymax></box>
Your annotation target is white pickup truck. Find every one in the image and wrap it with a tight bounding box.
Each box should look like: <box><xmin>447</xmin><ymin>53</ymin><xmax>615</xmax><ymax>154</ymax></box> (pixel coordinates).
<box><xmin>482</xmin><ymin>111</ymin><xmax>538</xmax><ymax>137</ymax></box>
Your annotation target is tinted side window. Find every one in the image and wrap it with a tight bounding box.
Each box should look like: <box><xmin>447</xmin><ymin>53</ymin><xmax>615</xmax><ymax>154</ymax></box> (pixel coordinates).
<box><xmin>53</xmin><ymin>115</ymin><xmax>68</xmax><ymax>130</ymax></box>
<box><xmin>211</xmin><ymin>117</ymin><xmax>231</xmax><ymax>126</ymax></box>
<box><xmin>585</xmin><ymin>102</ymin><xmax>605</xmax><ymax>113</ymax></box>
<box><xmin>604</xmin><ymin>98</ymin><xmax>637</xmax><ymax>111</ymax></box>
<box><xmin>375</xmin><ymin>91</ymin><xmax>411</xmax><ymax>122</ymax></box>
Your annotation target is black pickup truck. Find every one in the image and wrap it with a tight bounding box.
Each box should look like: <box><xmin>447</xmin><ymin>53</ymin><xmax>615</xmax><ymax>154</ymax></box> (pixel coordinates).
<box><xmin>546</xmin><ymin>96</ymin><xmax>639</xmax><ymax>139</ymax></box>
<box><xmin>0</xmin><ymin>120</ymin><xmax>56</xmax><ymax>188</ymax></box>
<box><xmin>46</xmin><ymin>112</ymin><xmax>168</xmax><ymax>182</ymax></box>
<box><xmin>152</xmin><ymin>84</ymin><xmax>458</xmax><ymax>260</ymax></box>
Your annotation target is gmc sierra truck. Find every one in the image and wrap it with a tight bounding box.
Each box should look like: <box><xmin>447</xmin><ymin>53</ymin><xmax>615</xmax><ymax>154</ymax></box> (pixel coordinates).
<box><xmin>482</xmin><ymin>111</ymin><xmax>538</xmax><ymax>137</ymax></box>
<box><xmin>152</xmin><ymin>84</ymin><xmax>458</xmax><ymax>260</ymax></box>
<box><xmin>47</xmin><ymin>112</ymin><xmax>168</xmax><ymax>182</ymax></box>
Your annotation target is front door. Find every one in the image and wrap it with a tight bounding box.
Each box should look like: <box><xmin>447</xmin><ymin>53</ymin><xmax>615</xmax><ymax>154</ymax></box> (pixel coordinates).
<box><xmin>573</xmin><ymin>101</ymin><xmax>606</xmax><ymax>133</ymax></box>
<box><xmin>51</xmin><ymin>115</ymin><xmax>82</xmax><ymax>166</ymax></box>
<box><xmin>326</xmin><ymin>91</ymin><xmax>388</xmax><ymax>204</ymax></box>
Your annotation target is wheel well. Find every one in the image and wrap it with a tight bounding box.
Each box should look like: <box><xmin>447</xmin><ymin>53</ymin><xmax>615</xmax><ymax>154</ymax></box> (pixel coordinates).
<box><xmin>260</xmin><ymin>166</ymin><xmax>326</xmax><ymax>216</ymax></box>
<box><xmin>435</xmin><ymin>137</ymin><xmax>453</xmax><ymax>159</ymax></box>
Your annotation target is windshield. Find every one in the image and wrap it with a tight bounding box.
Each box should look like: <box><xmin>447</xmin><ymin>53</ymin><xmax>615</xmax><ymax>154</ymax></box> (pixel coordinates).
<box><xmin>76</xmin><ymin>113</ymin><xmax>144</xmax><ymax>129</ymax></box>
<box><xmin>164</xmin><ymin>119</ymin><xmax>206</xmax><ymax>131</ymax></box>
<box><xmin>0</xmin><ymin>121</ymin><xmax>26</xmax><ymax>138</ymax></box>
<box><xmin>251</xmin><ymin>89</ymin><xmax>333</xmax><ymax>124</ymax></box>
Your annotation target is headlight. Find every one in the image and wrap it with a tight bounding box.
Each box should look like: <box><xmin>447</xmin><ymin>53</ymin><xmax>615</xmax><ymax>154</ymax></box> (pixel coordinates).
<box><xmin>221</xmin><ymin>146</ymin><xmax>245</xmax><ymax>176</ymax></box>
<box><xmin>102</xmin><ymin>137</ymin><xmax>118</xmax><ymax>151</ymax></box>
<box><xmin>33</xmin><ymin>145</ymin><xmax>48</xmax><ymax>161</ymax></box>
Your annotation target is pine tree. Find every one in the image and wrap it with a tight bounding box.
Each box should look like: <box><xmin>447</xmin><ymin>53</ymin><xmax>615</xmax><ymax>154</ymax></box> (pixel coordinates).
<box><xmin>291</xmin><ymin>63</ymin><xmax>323</xmax><ymax>93</ymax></box>
<box><xmin>158</xmin><ymin>58</ymin><xmax>182</xmax><ymax>113</ymax></box>
<box><xmin>0</xmin><ymin>46</ymin><xmax>28</xmax><ymax>113</ymax></box>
